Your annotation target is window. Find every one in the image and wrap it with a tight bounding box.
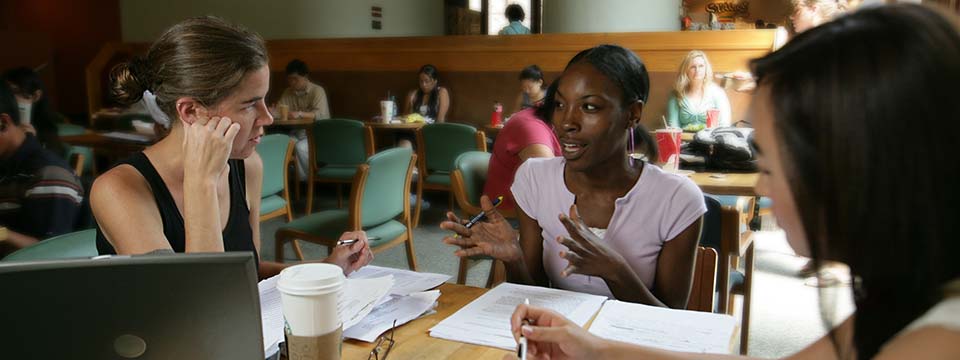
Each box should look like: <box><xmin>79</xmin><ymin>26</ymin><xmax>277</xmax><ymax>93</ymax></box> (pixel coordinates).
<box><xmin>487</xmin><ymin>0</ymin><xmax>532</xmax><ymax>35</ymax></box>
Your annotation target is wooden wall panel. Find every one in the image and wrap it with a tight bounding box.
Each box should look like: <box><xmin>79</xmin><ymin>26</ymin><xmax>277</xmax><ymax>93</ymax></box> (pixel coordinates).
<box><xmin>89</xmin><ymin>30</ymin><xmax>775</xmax><ymax>128</ymax></box>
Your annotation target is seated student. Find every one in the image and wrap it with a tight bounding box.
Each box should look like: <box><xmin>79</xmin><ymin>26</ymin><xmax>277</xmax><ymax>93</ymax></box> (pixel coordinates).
<box><xmin>91</xmin><ymin>17</ymin><xmax>372</xmax><ymax>278</ymax></box>
<box><xmin>485</xmin><ymin>85</ymin><xmax>559</xmax><ymax>213</ymax></box>
<box><xmin>511</xmin><ymin>65</ymin><xmax>547</xmax><ymax>114</ymax></box>
<box><xmin>0</xmin><ymin>81</ymin><xmax>83</xmax><ymax>256</ymax></box>
<box><xmin>666</xmin><ymin>50</ymin><xmax>731</xmax><ymax>131</ymax></box>
<box><xmin>506</xmin><ymin>5</ymin><xmax>960</xmax><ymax>359</ymax></box>
<box><xmin>402</xmin><ymin>64</ymin><xmax>450</xmax><ymax>148</ymax></box>
<box><xmin>443</xmin><ymin>45</ymin><xmax>705</xmax><ymax>308</ymax></box>
<box><xmin>4</xmin><ymin>67</ymin><xmax>68</xmax><ymax>158</ymax></box>
<box><xmin>273</xmin><ymin>59</ymin><xmax>330</xmax><ymax>181</ymax></box>
<box><xmin>499</xmin><ymin>4</ymin><xmax>531</xmax><ymax>35</ymax></box>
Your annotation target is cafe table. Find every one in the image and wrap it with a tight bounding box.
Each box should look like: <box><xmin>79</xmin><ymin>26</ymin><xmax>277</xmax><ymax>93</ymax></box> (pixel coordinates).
<box><xmin>60</xmin><ymin>132</ymin><xmax>156</xmax><ymax>161</ymax></box>
<box><xmin>339</xmin><ymin>283</ymin><xmax>511</xmax><ymax>359</ymax></box>
<box><xmin>688</xmin><ymin>172</ymin><xmax>759</xmax><ymax>197</ymax></box>
<box><xmin>334</xmin><ymin>282</ymin><xmax>738</xmax><ymax>359</ymax></box>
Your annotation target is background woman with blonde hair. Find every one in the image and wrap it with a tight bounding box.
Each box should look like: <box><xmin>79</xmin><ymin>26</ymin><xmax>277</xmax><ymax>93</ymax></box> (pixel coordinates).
<box><xmin>665</xmin><ymin>50</ymin><xmax>731</xmax><ymax>130</ymax></box>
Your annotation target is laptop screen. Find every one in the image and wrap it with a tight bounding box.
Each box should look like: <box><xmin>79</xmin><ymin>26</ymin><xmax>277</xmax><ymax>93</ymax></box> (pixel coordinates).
<box><xmin>0</xmin><ymin>252</ymin><xmax>264</xmax><ymax>359</ymax></box>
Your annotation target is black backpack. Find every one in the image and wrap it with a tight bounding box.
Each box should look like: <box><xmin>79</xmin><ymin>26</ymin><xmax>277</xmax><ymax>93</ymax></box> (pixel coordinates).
<box><xmin>682</xmin><ymin>126</ymin><xmax>756</xmax><ymax>171</ymax></box>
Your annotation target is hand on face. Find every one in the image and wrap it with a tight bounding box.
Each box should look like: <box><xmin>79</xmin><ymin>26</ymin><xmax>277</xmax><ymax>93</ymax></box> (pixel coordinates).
<box><xmin>441</xmin><ymin>195</ymin><xmax>522</xmax><ymax>262</ymax></box>
<box><xmin>556</xmin><ymin>204</ymin><xmax>627</xmax><ymax>279</ymax></box>
<box><xmin>503</xmin><ymin>304</ymin><xmax>604</xmax><ymax>360</ymax></box>
<box><xmin>182</xmin><ymin>107</ymin><xmax>240</xmax><ymax>182</ymax></box>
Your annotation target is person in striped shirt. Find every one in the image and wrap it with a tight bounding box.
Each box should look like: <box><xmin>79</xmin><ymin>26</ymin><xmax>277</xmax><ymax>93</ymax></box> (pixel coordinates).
<box><xmin>0</xmin><ymin>81</ymin><xmax>83</xmax><ymax>256</ymax></box>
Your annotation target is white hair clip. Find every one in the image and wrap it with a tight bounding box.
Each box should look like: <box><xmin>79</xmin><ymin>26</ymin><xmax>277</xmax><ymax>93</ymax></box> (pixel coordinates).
<box><xmin>141</xmin><ymin>90</ymin><xmax>171</xmax><ymax>129</ymax></box>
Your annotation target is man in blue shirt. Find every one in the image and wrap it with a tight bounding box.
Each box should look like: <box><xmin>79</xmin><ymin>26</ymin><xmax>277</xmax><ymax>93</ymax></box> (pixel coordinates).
<box><xmin>499</xmin><ymin>4</ymin><xmax>531</xmax><ymax>35</ymax></box>
<box><xmin>0</xmin><ymin>81</ymin><xmax>83</xmax><ymax>256</ymax></box>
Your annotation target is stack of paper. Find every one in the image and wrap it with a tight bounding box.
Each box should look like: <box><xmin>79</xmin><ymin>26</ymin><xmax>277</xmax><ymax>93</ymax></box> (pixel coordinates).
<box><xmin>429</xmin><ymin>283</ymin><xmax>607</xmax><ymax>350</ymax></box>
<box><xmin>588</xmin><ymin>300</ymin><xmax>737</xmax><ymax>354</ymax></box>
<box><xmin>259</xmin><ymin>266</ymin><xmax>452</xmax><ymax>356</ymax></box>
<box><xmin>258</xmin><ymin>276</ymin><xmax>284</xmax><ymax>357</ymax></box>
<box><xmin>343</xmin><ymin>290</ymin><xmax>442</xmax><ymax>342</ymax></box>
<box><xmin>349</xmin><ymin>265</ymin><xmax>450</xmax><ymax>296</ymax></box>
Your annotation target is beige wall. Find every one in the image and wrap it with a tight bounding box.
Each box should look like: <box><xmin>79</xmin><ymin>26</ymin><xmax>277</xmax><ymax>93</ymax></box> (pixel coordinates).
<box><xmin>120</xmin><ymin>0</ymin><xmax>444</xmax><ymax>41</ymax></box>
<box><xmin>543</xmin><ymin>0</ymin><xmax>682</xmax><ymax>33</ymax></box>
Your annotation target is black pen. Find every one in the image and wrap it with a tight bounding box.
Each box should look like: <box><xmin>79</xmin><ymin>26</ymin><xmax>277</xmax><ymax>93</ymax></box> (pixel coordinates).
<box><xmin>464</xmin><ymin>196</ymin><xmax>504</xmax><ymax>229</ymax></box>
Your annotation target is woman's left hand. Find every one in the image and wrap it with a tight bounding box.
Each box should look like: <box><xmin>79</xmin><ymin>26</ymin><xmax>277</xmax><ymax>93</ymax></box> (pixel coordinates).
<box><xmin>325</xmin><ymin>231</ymin><xmax>374</xmax><ymax>276</ymax></box>
<box><xmin>556</xmin><ymin>204</ymin><xmax>628</xmax><ymax>279</ymax></box>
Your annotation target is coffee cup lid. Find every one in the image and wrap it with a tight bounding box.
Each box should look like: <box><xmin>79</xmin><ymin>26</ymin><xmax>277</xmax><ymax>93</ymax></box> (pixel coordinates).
<box><xmin>277</xmin><ymin>263</ymin><xmax>345</xmax><ymax>295</ymax></box>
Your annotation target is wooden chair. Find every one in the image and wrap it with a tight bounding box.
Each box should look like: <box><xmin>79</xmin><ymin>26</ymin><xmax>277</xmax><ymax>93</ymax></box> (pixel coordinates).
<box><xmin>2</xmin><ymin>229</ymin><xmax>98</xmax><ymax>262</ymax></box>
<box><xmin>719</xmin><ymin>197</ymin><xmax>756</xmax><ymax>355</ymax></box>
<box><xmin>256</xmin><ymin>134</ymin><xmax>304</xmax><ymax>260</ymax></box>
<box><xmin>306</xmin><ymin>119</ymin><xmax>375</xmax><ymax>213</ymax></box>
<box><xmin>275</xmin><ymin>148</ymin><xmax>419</xmax><ymax>270</ymax></box>
<box><xmin>69</xmin><ymin>153</ymin><xmax>85</xmax><ymax>177</ymax></box>
<box><xmin>414</xmin><ymin>123</ymin><xmax>487</xmax><ymax>228</ymax></box>
<box><xmin>686</xmin><ymin>246</ymin><xmax>719</xmax><ymax>312</ymax></box>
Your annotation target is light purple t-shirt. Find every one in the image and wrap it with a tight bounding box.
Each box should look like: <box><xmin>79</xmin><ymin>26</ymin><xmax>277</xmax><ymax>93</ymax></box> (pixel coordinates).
<box><xmin>510</xmin><ymin>157</ymin><xmax>707</xmax><ymax>298</ymax></box>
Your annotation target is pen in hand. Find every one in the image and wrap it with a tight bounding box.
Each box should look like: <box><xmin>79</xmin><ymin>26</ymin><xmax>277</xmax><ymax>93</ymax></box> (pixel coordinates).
<box><xmin>518</xmin><ymin>298</ymin><xmax>529</xmax><ymax>360</ymax></box>
<box><xmin>455</xmin><ymin>195</ymin><xmax>504</xmax><ymax>238</ymax></box>
<box><xmin>335</xmin><ymin>237</ymin><xmax>380</xmax><ymax>246</ymax></box>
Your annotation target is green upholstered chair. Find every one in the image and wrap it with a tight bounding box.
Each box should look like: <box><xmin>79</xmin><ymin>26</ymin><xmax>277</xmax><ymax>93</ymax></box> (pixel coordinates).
<box><xmin>58</xmin><ymin>123</ymin><xmax>95</xmax><ymax>175</ymax></box>
<box><xmin>256</xmin><ymin>133</ymin><xmax>302</xmax><ymax>259</ymax></box>
<box><xmin>275</xmin><ymin>148</ymin><xmax>419</xmax><ymax>270</ymax></box>
<box><xmin>414</xmin><ymin>123</ymin><xmax>487</xmax><ymax>227</ymax></box>
<box><xmin>306</xmin><ymin>119</ymin><xmax>374</xmax><ymax>213</ymax></box>
<box><xmin>2</xmin><ymin>229</ymin><xmax>98</xmax><ymax>262</ymax></box>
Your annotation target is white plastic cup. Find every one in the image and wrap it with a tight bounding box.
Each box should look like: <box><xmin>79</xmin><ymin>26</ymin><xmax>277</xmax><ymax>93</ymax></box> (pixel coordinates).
<box><xmin>277</xmin><ymin>263</ymin><xmax>345</xmax><ymax>337</ymax></box>
<box><xmin>380</xmin><ymin>100</ymin><xmax>395</xmax><ymax>123</ymax></box>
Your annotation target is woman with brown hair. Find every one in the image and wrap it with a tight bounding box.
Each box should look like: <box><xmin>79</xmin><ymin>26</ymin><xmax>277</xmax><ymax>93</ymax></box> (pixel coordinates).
<box><xmin>504</xmin><ymin>4</ymin><xmax>960</xmax><ymax>359</ymax></box>
<box><xmin>91</xmin><ymin>17</ymin><xmax>373</xmax><ymax>279</ymax></box>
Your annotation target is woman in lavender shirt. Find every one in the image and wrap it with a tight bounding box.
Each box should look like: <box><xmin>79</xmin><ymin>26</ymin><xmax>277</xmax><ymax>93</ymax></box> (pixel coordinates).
<box><xmin>442</xmin><ymin>45</ymin><xmax>705</xmax><ymax>308</ymax></box>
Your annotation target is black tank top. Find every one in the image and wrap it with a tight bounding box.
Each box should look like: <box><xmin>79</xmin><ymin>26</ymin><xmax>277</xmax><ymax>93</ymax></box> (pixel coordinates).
<box><xmin>95</xmin><ymin>152</ymin><xmax>258</xmax><ymax>269</ymax></box>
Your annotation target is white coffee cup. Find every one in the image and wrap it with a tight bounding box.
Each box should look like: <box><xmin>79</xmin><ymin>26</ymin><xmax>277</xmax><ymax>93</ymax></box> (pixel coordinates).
<box><xmin>380</xmin><ymin>100</ymin><xmax>395</xmax><ymax>123</ymax></box>
<box><xmin>277</xmin><ymin>263</ymin><xmax>345</xmax><ymax>337</ymax></box>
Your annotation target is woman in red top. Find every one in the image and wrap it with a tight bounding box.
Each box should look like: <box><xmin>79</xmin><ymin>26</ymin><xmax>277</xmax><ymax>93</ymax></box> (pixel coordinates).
<box><xmin>483</xmin><ymin>84</ymin><xmax>561</xmax><ymax>212</ymax></box>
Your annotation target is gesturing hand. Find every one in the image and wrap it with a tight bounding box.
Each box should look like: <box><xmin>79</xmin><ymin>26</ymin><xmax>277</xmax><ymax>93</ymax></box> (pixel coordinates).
<box><xmin>182</xmin><ymin>108</ymin><xmax>240</xmax><ymax>182</ymax></box>
<box><xmin>556</xmin><ymin>204</ymin><xmax>628</xmax><ymax>279</ymax></box>
<box><xmin>440</xmin><ymin>195</ymin><xmax>522</xmax><ymax>262</ymax></box>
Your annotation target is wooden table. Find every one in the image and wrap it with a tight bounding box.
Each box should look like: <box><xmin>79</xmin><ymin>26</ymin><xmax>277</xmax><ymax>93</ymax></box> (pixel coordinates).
<box><xmin>271</xmin><ymin>119</ymin><xmax>315</xmax><ymax>128</ymax></box>
<box><xmin>483</xmin><ymin>124</ymin><xmax>503</xmax><ymax>138</ymax></box>
<box><xmin>60</xmin><ymin>132</ymin><xmax>155</xmax><ymax>158</ymax></box>
<box><xmin>365</xmin><ymin>121</ymin><xmax>426</xmax><ymax>130</ymax></box>
<box><xmin>341</xmin><ymin>283</ymin><xmax>511</xmax><ymax>359</ymax></box>
<box><xmin>689</xmin><ymin>172</ymin><xmax>759</xmax><ymax>197</ymax></box>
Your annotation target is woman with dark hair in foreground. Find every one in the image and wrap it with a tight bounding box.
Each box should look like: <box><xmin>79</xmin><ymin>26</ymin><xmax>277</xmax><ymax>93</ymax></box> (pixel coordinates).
<box><xmin>503</xmin><ymin>4</ymin><xmax>960</xmax><ymax>359</ymax></box>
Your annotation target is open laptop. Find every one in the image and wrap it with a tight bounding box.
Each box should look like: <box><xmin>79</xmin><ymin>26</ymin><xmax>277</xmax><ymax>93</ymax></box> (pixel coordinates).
<box><xmin>0</xmin><ymin>252</ymin><xmax>264</xmax><ymax>359</ymax></box>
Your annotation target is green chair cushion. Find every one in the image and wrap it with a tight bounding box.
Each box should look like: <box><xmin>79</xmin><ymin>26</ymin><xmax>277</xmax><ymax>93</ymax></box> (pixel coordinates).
<box><xmin>453</xmin><ymin>151</ymin><xmax>491</xmax><ymax>205</ymax></box>
<box><xmin>421</xmin><ymin>123</ymin><xmax>482</xmax><ymax>173</ymax></box>
<box><xmin>2</xmin><ymin>229</ymin><xmax>98</xmax><ymax>262</ymax></box>
<box><xmin>360</xmin><ymin>148</ymin><xmax>413</xmax><ymax>227</ymax></box>
<box><xmin>278</xmin><ymin>209</ymin><xmax>407</xmax><ymax>250</ymax></box>
<box><xmin>280</xmin><ymin>209</ymin><xmax>351</xmax><ymax>241</ymax></box>
<box><xmin>425</xmin><ymin>172</ymin><xmax>452</xmax><ymax>187</ymax></box>
<box><xmin>257</xmin><ymin>134</ymin><xmax>292</xmax><ymax>197</ymax></box>
<box><xmin>260</xmin><ymin>195</ymin><xmax>287</xmax><ymax>216</ymax></box>
<box><xmin>363</xmin><ymin>220</ymin><xmax>408</xmax><ymax>249</ymax></box>
<box><xmin>313</xmin><ymin>119</ymin><xmax>369</xmax><ymax>165</ymax></box>
<box><xmin>315</xmin><ymin>165</ymin><xmax>359</xmax><ymax>181</ymax></box>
